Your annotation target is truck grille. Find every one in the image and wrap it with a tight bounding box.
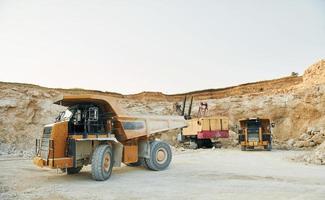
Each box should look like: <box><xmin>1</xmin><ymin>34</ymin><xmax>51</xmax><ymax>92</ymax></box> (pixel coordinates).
<box><xmin>248</xmin><ymin>133</ymin><xmax>259</xmax><ymax>142</ymax></box>
<box><xmin>40</xmin><ymin>126</ymin><xmax>52</xmax><ymax>160</ymax></box>
<box><xmin>247</xmin><ymin>128</ymin><xmax>259</xmax><ymax>142</ymax></box>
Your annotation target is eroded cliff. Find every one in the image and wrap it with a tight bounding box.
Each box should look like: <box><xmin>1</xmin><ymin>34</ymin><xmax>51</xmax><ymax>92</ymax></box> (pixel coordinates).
<box><xmin>0</xmin><ymin>60</ymin><xmax>324</xmax><ymax>163</ymax></box>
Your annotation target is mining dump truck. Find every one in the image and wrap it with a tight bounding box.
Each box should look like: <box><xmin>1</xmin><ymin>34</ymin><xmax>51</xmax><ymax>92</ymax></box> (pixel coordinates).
<box><xmin>33</xmin><ymin>95</ymin><xmax>187</xmax><ymax>181</ymax></box>
<box><xmin>238</xmin><ymin>118</ymin><xmax>274</xmax><ymax>151</ymax></box>
<box><xmin>178</xmin><ymin>96</ymin><xmax>229</xmax><ymax>148</ymax></box>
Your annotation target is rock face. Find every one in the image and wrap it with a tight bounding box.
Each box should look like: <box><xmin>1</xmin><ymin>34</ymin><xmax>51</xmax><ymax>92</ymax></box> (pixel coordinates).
<box><xmin>121</xmin><ymin>60</ymin><xmax>325</xmax><ymax>147</ymax></box>
<box><xmin>0</xmin><ymin>59</ymin><xmax>325</xmax><ymax>161</ymax></box>
<box><xmin>289</xmin><ymin>129</ymin><xmax>325</xmax><ymax>149</ymax></box>
<box><xmin>303</xmin><ymin>59</ymin><xmax>325</xmax><ymax>86</ymax></box>
<box><xmin>0</xmin><ymin>85</ymin><xmax>64</xmax><ymax>156</ymax></box>
<box><xmin>300</xmin><ymin>142</ymin><xmax>325</xmax><ymax>165</ymax></box>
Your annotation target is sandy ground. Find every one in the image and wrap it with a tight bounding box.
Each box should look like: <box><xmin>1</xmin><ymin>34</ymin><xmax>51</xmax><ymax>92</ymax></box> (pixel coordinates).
<box><xmin>0</xmin><ymin>149</ymin><xmax>325</xmax><ymax>200</ymax></box>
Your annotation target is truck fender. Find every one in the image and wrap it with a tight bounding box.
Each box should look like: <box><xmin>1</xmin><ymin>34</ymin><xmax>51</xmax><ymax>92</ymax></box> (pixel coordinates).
<box><xmin>108</xmin><ymin>139</ymin><xmax>123</xmax><ymax>167</ymax></box>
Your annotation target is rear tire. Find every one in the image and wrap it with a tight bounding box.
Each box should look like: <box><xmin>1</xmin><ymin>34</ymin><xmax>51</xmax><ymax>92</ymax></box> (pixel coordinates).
<box><xmin>197</xmin><ymin>139</ymin><xmax>204</xmax><ymax>148</ymax></box>
<box><xmin>241</xmin><ymin>146</ymin><xmax>246</xmax><ymax>151</ymax></box>
<box><xmin>91</xmin><ymin>145</ymin><xmax>114</xmax><ymax>181</ymax></box>
<box><xmin>67</xmin><ymin>166</ymin><xmax>83</xmax><ymax>174</ymax></box>
<box><xmin>197</xmin><ymin>139</ymin><xmax>213</xmax><ymax>148</ymax></box>
<box><xmin>203</xmin><ymin>139</ymin><xmax>213</xmax><ymax>148</ymax></box>
<box><xmin>144</xmin><ymin>141</ymin><xmax>172</xmax><ymax>171</ymax></box>
<box><xmin>143</xmin><ymin>157</ymin><xmax>150</xmax><ymax>169</ymax></box>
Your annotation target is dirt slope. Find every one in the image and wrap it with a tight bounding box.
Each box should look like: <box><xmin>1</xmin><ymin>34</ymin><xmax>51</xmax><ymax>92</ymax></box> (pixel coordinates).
<box><xmin>0</xmin><ymin>60</ymin><xmax>324</xmax><ymax>159</ymax></box>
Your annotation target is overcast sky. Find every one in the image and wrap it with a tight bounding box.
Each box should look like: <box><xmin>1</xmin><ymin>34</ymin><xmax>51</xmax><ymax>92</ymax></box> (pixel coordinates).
<box><xmin>0</xmin><ymin>0</ymin><xmax>324</xmax><ymax>94</ymax></box>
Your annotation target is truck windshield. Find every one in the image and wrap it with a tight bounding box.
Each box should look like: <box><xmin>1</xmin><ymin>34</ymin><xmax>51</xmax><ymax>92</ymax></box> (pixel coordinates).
<box><xmin>247</xmin><ymin>121</ymin><xmax>261</xmax><ymax>128</ymax></box>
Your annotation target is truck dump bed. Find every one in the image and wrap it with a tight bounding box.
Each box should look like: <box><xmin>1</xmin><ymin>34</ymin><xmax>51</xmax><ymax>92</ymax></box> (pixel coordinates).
<box><xmin>55</xmin><ymin>95</ymin><xmax>187</xmax><ymax>141</ymax></box>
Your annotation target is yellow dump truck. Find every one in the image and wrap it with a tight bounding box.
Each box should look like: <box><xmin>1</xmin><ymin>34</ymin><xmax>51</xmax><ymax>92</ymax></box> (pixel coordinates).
<box><xmin>238</xmin><ymin>118</ymin><xmax>273</xmax><ymax>151</ymax></box>
<box><xmin>33</xmin><ymin>95</ymin><xmax>187</xmax><ymax>181</ymax></box>
<box><xmin>182</xmin><ymin>117</ymin><xmax>229</xmax><ymax>148</ymax></box>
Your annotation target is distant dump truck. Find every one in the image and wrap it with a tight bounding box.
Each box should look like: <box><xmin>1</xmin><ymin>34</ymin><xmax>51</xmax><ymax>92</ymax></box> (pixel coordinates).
<box><xmin>182</xmin><ymin>117</ymin><xmax>229</xmax><ymax>148</ymax></box>
<box><xmin>238</xmin><ymin>118</ymin><xmax>274</xmax><ymax>151</ymax></box>
<box><xmin>33</xmin><ymin>95</ymin><xmax>187</xmax><ymax>181</ymax></box>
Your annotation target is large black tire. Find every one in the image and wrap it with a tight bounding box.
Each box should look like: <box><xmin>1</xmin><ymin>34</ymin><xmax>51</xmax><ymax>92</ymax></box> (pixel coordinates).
<box><xmin>144</xmin><ymin>141</ymin><xmax>172</xmax><ymax>171</ymax></box>
<box><xmin>126</xmin><ymin>158</ymin><xmax>144</xmax><ymax>167</ymax></box>
<box><xmin>241</xmin><ymin>145</ymin><xmax>247</xmax><ymax>151</ymax></box>
<box><xmin>67</xmin><ymin>166</ymin><xmax>83</xmax><ymax>174</ymax></box>
<box><xmin>142</xmin><ymin>157</ymin><xmax>150</xmax><ymax>169</ymax></box>
<box><xmin>203</xmin><ymin>139</ymin><xmax>213</xmax><ymax>148</ymax></box>
<box><xmin>197</xmin><ymin>139</ymin><xmax>213</xmax><ymax>148</ymax></box>
<box><xmin>91</xmin><ymin>145</ymin><xmax>114</xmax><ymax>181</ymax></box>
<box><xmin>238</xmin><ymin>134</ymin><xmax>245</xmax><ymax>143</ymax></box>
<box><xmin>197</xmin><ymin>139</ymin><xmax>204</xmax><ymax>148</ymax></box>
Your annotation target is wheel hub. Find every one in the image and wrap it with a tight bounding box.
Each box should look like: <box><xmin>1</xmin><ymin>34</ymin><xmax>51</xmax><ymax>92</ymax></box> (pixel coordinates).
<box><xmin>103</xmin><ymin>153</ymin><xmax>111</xmax><ymax>172</ymax></box>
<box><xmin>156</xmin><ymin>148</ymin><xmax>167</xmax><ymax>164</ymax></box>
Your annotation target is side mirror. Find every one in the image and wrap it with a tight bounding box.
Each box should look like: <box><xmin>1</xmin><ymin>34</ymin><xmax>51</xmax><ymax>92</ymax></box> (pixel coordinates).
<box><xmin>271</xmin><ymin>123</ymin><xmax>275</xmax><ymax>128</ymax></box>
<box><xmin>55</xmin><ymin>111</ymin><xmax>64</xmax><ymax>122</ymax></box>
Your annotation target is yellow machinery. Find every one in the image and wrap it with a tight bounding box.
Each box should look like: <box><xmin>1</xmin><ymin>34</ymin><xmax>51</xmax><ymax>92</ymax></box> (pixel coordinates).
<box><xmin>238</xmin><ymin>118</ymin><xmax>273</xmax><ymax>151</ymax></box>
<box><xmin>178</xmin><ymin>96</ymin><xmax>229</xmax><ymax>148</ymax></box>
<box><xmin>182</xmin><ymin>117</ymin><xmax>229</xmax><ymax>148</ymax></box>
<box><xmin>33</xmin><ymin>95</ymin><xmax>187</xmax><ymax>181</ymax></box>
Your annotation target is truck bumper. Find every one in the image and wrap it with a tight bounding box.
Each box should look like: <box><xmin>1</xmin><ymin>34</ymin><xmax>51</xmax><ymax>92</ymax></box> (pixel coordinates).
<box><xmin>240</xmin><ymin>141</ymin><xmax>269</xmax><ymax>147</ymax></box>
<box><xmin>33</xmin><ymin>156</ymin><xmax>45</xmax><ymax>167</ymax></box>
<box><xmin>33</xmin><ymin>156</ymin><xmax>74</xmax><ymax>169</ymax></box>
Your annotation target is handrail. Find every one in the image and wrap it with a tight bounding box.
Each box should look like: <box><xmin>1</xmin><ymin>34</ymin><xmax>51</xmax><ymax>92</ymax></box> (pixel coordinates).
<box><xmin>35</xmin><ymin>139</ymin><xmax>40</xmax><ymax>156</ymax></box>
<box><xmin>49</xmin><ymin>139</ymin><xmax>54</xmax><ymax>167</ymax></box>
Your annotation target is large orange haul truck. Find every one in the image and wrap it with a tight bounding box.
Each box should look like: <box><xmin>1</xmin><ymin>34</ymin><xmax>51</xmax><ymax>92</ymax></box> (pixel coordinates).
<box><xmin>33</xmin><ymin>95</ymin><xmax>187</xmax><ymax>181</ymax></box>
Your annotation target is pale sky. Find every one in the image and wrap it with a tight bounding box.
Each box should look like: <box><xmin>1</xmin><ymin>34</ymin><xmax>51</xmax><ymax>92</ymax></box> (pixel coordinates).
<box><xmin>0</xmin><ymin>0</ymin><xmax>324</xmax><ymax>94</ymax></box>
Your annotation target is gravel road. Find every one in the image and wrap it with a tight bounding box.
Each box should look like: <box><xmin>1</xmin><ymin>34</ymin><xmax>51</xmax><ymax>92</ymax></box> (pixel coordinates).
<box><xmin>0</xmin><ymin>149</ymin><xmax>324</xmax><ymax>200</ymax></box>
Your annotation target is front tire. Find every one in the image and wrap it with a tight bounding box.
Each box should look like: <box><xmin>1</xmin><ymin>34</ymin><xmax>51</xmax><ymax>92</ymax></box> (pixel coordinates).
<box><xmin>91</xmin><ymin>145</ymin><xmax>114</xmax><ymax>181</ymax></box>
<box><xmin>144</xmin><ymin>141</ymin><xmax>172</xmax><ymax>171</ymax></box>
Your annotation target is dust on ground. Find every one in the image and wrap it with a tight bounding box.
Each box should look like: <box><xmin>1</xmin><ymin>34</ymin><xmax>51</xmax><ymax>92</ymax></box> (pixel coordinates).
<box><xmin>0</xmin><ymin>149</ymin><xmax>324</xmax><ymax>200</ymax></box>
